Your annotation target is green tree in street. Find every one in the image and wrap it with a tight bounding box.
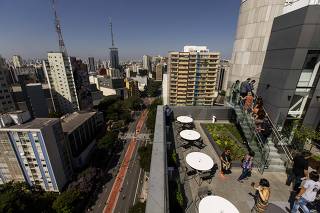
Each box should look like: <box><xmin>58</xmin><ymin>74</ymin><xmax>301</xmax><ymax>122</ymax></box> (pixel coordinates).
<box><xmin>52</xmin><ymin>189</ymin><xmax>83</xmax><ymax>213</ymax></box>
<box><xmin>97</xmin><ymin>131</ymin><xmax>118</xmax><ymax>150</ymax></box>
<box><xmin>0</xmin><ymin>182</ymin><xmax>57</xmax><ymax>213</ymax></box>
<box><xmin>129</xmin><ymin>202</ymin><xmax>146</xmax><ymax>213</ymax></box>
<box><xmin>138</xmin><ymin>144</ymin><xmax>153</xmax><ymax>172</ymax></box>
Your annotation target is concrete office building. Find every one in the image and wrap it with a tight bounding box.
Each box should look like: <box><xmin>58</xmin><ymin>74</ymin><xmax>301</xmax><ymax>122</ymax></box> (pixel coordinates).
<box><xmin>125</xmin><ymin>78</ymin><xmax>139</xmax><ymax>97</ymax></box>
<box><xmin>0</xmin><ymin>112</ymin><xmax>73</xmax><ymax>191</ymax></box>
<box><xmin>228</xmin><ymin>0</ymin><xmax>286</xmax><ymax>86</ymax></box>
<box><xmin>44</xmin><ymin>53</ymin><xmax>80</xmax><ymax>114</ymax></box>
<box><xmin>217</xmin><ymin>60</ymin><xmax>231</xmax><ymax>92</ymax></box>
<box><xmin>70</xmin><ymin>57</ymin><xmax>92</xmax><ymax>110</ymax></box>
<box><xmin>155</xmin><ymin>63</ymin><xmax>164</xmax><ymax>81</ymax></box>
<box><xmin>25</xmin><ymin>84</ymin><xmax>49</xmax><ymax>117</ymax></box>
<box><xmin>12</xmin><ymin>55</ymin><xmax>23</xmax><ymax>69</ymax></box>
<box><xmin>257</xmin><ymin>5</ymin><xmax>320</xmax><ymax>130</ymax></box>
<box><xmin>0</xmin><ymin>56</ymin><xmax>15</xmax><ymax>113</ymax></box>
<box><xmin>61</xmin><ymin>111</ymin><xmax>103</xmax><ymax>169</ymax></box>
<box><xmin>11</xmin><ymin>82</ymin><xmax>54</xmax><ymax>116</ymax></box>
<box><xmin>162</xmin><ymin>73</ymin><xmax>169</xmax><ymax>105</ymax></box>
<box><xmin>143</xmin><ymin>55</ymin><xmax>152</xmax><ymax>72</ymax></box>
<box><xmin>168</xmin><ymin>46</ymin><xmax>220</xmax><ymax>106</ymax></box>
<box><xmin>88</xmin><ymin>57</ymin><xmax>95</xmax><ymax>72</ymax></box>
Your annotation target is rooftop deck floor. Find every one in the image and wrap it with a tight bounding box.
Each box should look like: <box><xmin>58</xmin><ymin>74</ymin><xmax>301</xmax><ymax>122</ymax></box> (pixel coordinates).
<box><xmin>172</xmin><ymin>120</ymin><xmax>290</xmax><ymax>213</ymax></box>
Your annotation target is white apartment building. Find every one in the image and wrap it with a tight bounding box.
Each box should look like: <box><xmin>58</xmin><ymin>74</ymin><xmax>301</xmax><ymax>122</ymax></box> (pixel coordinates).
<box><xmin>44</xmin><ymin>52</ymin><xmax>79</xmax><ymax>114</ymax></box>
<box><xmin>0</xmin><ymin>112</ymin><xmax>72</xmax><ymax>191</ymax></box>
<box><xmin>168</xmin><ymin>46</ymin><xmax>220</xmax><ymax>106</ymax></box>
<box><xmin>12</xmin><ymin>55</ymin><xmax>23</xmax><ymax>68</ymax></box>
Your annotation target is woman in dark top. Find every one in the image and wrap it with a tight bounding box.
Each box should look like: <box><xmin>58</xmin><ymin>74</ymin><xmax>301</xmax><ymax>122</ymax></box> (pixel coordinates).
<box><xmin>251</xmin><ymin>179</ymin><xmax>270</xmax><ymax>212</ymax></box>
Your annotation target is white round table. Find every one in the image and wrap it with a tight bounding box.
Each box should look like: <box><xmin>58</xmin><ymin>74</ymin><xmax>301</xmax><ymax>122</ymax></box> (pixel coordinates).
<box><xmin>186</xmin><ymin>152</ymin><xmax>214</xmax><ymax>171</ymax></box>
<box><xmin>180</xmin><ymin>130</ymin><xmax>201</xmax><ymax>141</ymax></box>
<box><xmin>199</xmin><ymin>195</ymin><xmax>239</xmax><ymax>213</ymax></box>
<box><xmin>177</xmin><ymin>116</ymin><xmax>193</xmax><ymax>124</ymax></box>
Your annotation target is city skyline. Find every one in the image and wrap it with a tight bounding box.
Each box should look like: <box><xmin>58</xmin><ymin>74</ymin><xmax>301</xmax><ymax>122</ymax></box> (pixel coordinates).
<box><xmin>0</xmin><ymin>0</ymin><xmax>239</xmax><ymax>60</ymax></box>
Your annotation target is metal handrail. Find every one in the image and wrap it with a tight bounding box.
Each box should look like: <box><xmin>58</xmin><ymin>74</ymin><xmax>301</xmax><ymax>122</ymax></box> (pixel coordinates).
<box><xmin>253</xmin><ymin>95</ymin><xmax>293</xmax><ymax>161</ymax></box>
<box><xmin>238</xmin><ymin>99</ymin><xmax>270</xmax><ymax>172</ymax></box>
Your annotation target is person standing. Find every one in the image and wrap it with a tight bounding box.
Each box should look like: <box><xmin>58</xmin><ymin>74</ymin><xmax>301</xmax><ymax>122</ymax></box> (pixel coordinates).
<box><xmin>220</xmin><ymin>148</ymin><xmax>232</xmax><ymax>175</ymax></box>
<box><xmin>291</xmin><ymin>171</ymin><xmax>320</xmax><ymax>213</ymax></box>
<box><xmin>231</xmin><ymin>80</ymin><xmax>240</xmax><ymax>104</ymax></box>
<box><xmin>238</xmin><ymin>151</ymin><xmax>255</xmax><ymax>182</ymax></box>
<box><xmin>290</xmin><ymin>151</ymin><xmax>312</xmax><ymax>192</ymax></box>
<box><xmin>243</xmin><ymin>92</ymin><xmax>254</xmax><ymax>112</ymax></box>
<box><xmin>250</xmin><ymin>80</ymin><xmax>256</xmax><ymax>96</ymax></box>
<box><xmin>256</xmin><ymin>118</ymin><xmax>272</xmax><ymax>145</ymax></box>
<box><xmin>240</xmin><ymin>78</ymin><xmax>251</xmax><ymax>98</ymax></box>
<box><xmin>251</xmin><ymin>179</ymin><xmax>271</xmax><ymax>212</ymax></box>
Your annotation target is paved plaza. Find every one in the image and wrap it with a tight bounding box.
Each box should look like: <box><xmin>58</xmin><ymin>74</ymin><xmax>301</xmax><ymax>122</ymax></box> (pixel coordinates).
<box><xmin>174</xmin><ymin>121</ymin><xmax>291</xmax><ymax>213</ymax></box>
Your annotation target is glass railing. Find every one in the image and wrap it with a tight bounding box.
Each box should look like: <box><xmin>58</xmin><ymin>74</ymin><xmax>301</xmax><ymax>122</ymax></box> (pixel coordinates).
<box><xmin>227</xmin><ymin>89</ymin><xmax>294</xmax><ymax>167</ymax></box>
<box><xmin>237</xmin><ymin>99</ymin><xmax>271</xmax><ymax>174</ymax></box>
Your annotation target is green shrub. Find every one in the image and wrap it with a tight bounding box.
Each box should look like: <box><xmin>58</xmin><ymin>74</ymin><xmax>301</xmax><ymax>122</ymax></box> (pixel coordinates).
<box><xmin>176</xmin><ymin>191</ymin><xmax>184</xmax><ymax>207</ymax></box>
<box><xmin>206</xmin><ymin>124</ymin><xmax>246</xmax><ymax>160</ymax></box>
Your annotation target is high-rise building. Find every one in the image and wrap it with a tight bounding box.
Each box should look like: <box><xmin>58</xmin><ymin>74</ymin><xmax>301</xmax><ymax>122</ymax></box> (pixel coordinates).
<box><xmin>168</xmin><ymin>46</ymin><xmax>220</xmax><ymax>106</ymax></box>
<box><xmin>228</xmin><ymin>0</ymin><xmax>286</xmax><ymax>86</ymax></box>
<box><xmin>155</xmin><ymin>63</ymin><xmax>163</xmax><ymax>81</ymax></box>
<box><xmin>88</xmin><ymin>57</ymin><xmax>95</xmax><ymax>72</ymax></box>
<box><xmin>217</xmin><ymin>60</ymin><xmax>230</xmax><ymax>92</ymax></box>
<box><xmin>12</xmin><ymin>55</ymin><xmax>23</xmax><ymax>68</ymax></box>
<box><xmin>109</xmin><ymin>20</ymin><xmax>120</xmax><ymax>69</ymax></box>
<box><xmin>109</xmin><ymin>48</ymin><xmax>120</xmax><ymax>69</ymax></box>
<box><xmin>257</xmin><ymin>4</ymin><xmax>320</xmax><ymax>130</ymax></box>
<box><xmin>0</xmin><ymin>111</ymin><xmax>73</xmax><ymax>191</ymax></box>
<box><xmin>143</xmin><ymin>55</ymin><xmax>152</xmax><ymax>72</ymax></box>
<box><xmin>44</xmin><ymin>52</ymin><xmax>79</xmax><ymax>114</ymax></box>
<box><xmin>70</xmin><ymin>57</ymin><xmax>92</xmax><ymax>110</ymax></box>
<box><xmin>26</xmin><ymin>83</ymin><xmax>49</xmax><ymax>118</ymax></box>
<box><xmin>0</xmin><ymin>56</ymin><xmax>15</xmax><ymax>113</ymax></box>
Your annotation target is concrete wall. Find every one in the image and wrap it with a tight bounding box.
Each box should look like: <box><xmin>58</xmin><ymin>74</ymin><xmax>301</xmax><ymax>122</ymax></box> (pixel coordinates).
<box><xmin>42</xmin><ymin>122</ymin><xmax>72</xmax><ymax>191</ymax></box>
<box><xmin>257</xmin><ymin>5</ymin><xmax>320</xmax><ymax>128</ymax></box>
<box><xmin>229</xmin><ymin>0</ymin><xmax>286</xmax><ymax>87</ymax></box>
<box><xmin>146</xmin><ymin>106</ymin><xmax>168</xmax><ymax>213</ymax></box>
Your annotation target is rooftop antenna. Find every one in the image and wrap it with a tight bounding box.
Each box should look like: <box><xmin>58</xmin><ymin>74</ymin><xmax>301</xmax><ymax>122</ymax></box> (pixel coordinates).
<box><xmin>109</xmin><ymin>17</ymin><xmax>115</xmax><ymax>47</ymax></box>
<box><xmin>51</xmin><ymin>0</ymin><xmax>67</xmax><ymax>55</ymax></box>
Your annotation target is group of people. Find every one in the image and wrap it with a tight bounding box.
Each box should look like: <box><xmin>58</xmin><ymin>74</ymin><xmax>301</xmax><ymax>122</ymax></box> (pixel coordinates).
<box><xmin>220</xmin><ymin>148</ymin><xmax>320</xmax><ymax>212</ymax></box>
<box><xmin>220</xmin><ymin>148</ymin><xmax>255</xmax><ymax>182</ymax></box>
<box><xmin>220</xmin><ymin>148</ymin><xmax>271</xmax><ymax>212</ymax></box>
<box><xmin>288</xmin><ymin>151</ymin><xmax>320</xmax><ymax>213</ymax></box>
<box><xmin>231</xmin><ymin>79</ymin><xmax>273</xmax><ymax>145</ymax></box>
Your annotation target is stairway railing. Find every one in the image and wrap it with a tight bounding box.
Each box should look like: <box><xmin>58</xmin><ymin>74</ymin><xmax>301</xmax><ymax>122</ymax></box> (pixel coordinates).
<box><xmin>260</xmin><ymin>106</ymin><xmax>293</xmax><ymax>162</ymax></box>
<box><xmin>228</xmin><ymin>89</ymin><xmax>294</xmax><ymax>164</ymax></box>
<box><xmin>237</xmin><ymin>100</ymin><xmax>271</xmax><ymax>173</ymax></box>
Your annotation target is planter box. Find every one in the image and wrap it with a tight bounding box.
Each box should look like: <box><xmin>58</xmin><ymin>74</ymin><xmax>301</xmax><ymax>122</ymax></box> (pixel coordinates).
<box><xmin>200</xmin><ymin>123</ymin><xmax>242</xmax><ymax>167</ymax></box>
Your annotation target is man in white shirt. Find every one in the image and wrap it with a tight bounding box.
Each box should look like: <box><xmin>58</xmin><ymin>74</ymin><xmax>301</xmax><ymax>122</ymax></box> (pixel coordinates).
<box><xmin>291</xmin><ymin>171</ymin><xmax>320</xmax><ymax>213</ymax></box>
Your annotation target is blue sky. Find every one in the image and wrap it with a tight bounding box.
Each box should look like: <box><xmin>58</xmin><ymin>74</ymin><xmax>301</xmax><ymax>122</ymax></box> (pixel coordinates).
<box><xmin>0</xmin><ymin>0</ymin><xmax>240</xmax><ymax>60</ymax></box>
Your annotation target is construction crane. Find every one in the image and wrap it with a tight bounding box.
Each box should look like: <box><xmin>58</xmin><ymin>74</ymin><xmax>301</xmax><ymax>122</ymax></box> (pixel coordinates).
<box><xmin>51</xmin><ymin>0</ymin><xmax>67</xmax><ymax>56</ymax></box>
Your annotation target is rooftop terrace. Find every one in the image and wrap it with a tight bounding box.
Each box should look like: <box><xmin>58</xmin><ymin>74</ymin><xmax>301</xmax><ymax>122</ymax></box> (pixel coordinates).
<box><xmin>146</xmin><ymin>106</ymin><xmax>293</xmax><ymax>213</ymax></box>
